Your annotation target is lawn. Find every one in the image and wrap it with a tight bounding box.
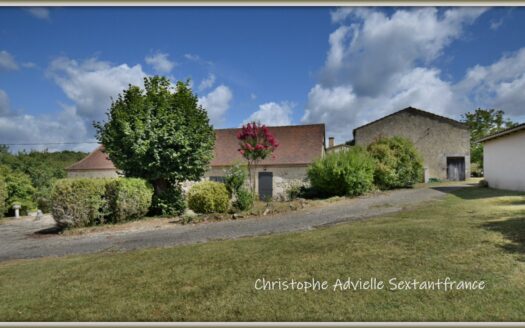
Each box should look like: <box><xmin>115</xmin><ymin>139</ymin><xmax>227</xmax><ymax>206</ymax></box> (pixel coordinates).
<box><xmin>0</xmin><ymin>187</ymin><xmax>524</xmax><ymax>321</ymax></box>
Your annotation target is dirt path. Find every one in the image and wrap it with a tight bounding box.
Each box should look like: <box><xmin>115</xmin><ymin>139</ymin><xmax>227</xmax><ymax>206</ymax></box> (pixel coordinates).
<box><xmin>0</xmin><ymin>184</ymin><xmax>470</xmax><ymax>262</ymax></box>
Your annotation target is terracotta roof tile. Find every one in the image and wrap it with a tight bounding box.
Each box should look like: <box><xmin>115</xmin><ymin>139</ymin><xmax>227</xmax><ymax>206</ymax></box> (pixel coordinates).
<box><xmin>212</xmin><ymin>124</ymin><xmax>325</xmax><ymax>166</ymax></box>
<box><xmin>67</xmin><ymin>146</ymin><xmax>116</xmax><ymax>171</ymax></box>
<box><xmin>67</xmin><ymin>124</ymin><xmax>325</xmax><ymax>171</ymax></box>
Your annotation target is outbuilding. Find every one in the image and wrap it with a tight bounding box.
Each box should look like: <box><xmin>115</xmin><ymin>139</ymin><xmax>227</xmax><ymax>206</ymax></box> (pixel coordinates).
<box><xmin>352</xmin><ymin>107</ymin><xmax>470</xmax><ymax>182</ymax></box>
<box><xmin>67</xmin><ymin>124</ymin><xmax>326</xmax><ymax>200</ymax></box>
<box><xmin>478</xmin><ymin>123</ymin><xmax>525</xmax><ymax>192</ymax></box>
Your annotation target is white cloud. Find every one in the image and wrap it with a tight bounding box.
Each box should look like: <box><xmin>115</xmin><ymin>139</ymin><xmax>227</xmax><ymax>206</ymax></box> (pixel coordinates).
<box><xmin>145</xmin><ymin>52</ymin><xmax>175</xmax><ymax>73</ymax></box>
<box><xmin>25</xmin><ymin>8</ymin><xmax>50</xmax><ymax>20</ymax></box>
<box><xmin>303</xmin><ymin>7</ymin><xmax>487</xmax><ymax>142</ymax></box>
<box><xmin>198</xmin><ymin>73</ymin><xmax>216</xmax><ymax>91</ymax></box>
<box><xmin>184</xmin><ymin>53</ymin><xmax>200</xmax><ymax>61</ymax></box>
<box><xmin>47</xmin><ymin>56</ymin><xmax>146</xmax><ymax>121</ymax></box>
<box><xmin>198</xmin><ymin>85</ymin><xmax>233</xmax><ymax>127</ymax></box>
<box><xmin>0</xmin><ymin>89</ymin><xmax>10</xmax><ymax>115</ymax></box>
<box><xmin>457</xmin><ymin>48</ymin><xmax>525</xmax><ymax>118</ymax></box>
<box><xmin>243</xmin><ymin>101</ymin><xmax>294</xmax><ymax>126</ymax></box>
<box><xmin>0</xmin><ymin>104</ymin><xmax>95</xmax><ymax>152</ymax></box>
<box><xmin>0</xmin><ymin>50</ymin><xmax>18</xmax><ymax>71</ymax></box>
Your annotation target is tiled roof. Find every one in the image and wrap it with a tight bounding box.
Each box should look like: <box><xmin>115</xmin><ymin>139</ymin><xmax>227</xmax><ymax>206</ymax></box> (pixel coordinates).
<box><xmin>212</xmin><ymin>124</ymin><xmax>325</xmax><ymax>166</ymax></box>
<box><xmin>67</xmin><ymin>124</ymin><xmax>326</xmax><ymax>171</ymax></box>
<box><xmin>477</xmin><ymin>122</ymin><xmax>525</xmax><ymax>143</ymax></box>
<box><xmin>67</xmin><ymin>146</ymin><xmax>116</xmax><ymax>171</ymax></box>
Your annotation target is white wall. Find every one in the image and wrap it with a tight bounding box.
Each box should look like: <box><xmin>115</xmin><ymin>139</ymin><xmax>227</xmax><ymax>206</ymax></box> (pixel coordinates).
<box><xmin>484</xmin><ymin>130</ymin><xmax>525</xmax><ymax>192</ymax></box>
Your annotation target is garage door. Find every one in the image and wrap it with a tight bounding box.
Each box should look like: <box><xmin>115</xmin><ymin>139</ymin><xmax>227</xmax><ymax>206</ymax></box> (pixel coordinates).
<box><xmin>447</xmin><ymin>157</ymin><xmax>466</xmax><ymax>181</ymax></box>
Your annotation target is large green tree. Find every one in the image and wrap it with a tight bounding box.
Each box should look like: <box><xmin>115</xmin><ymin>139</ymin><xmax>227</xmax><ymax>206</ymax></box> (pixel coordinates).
<box><xmin>94</xmin><ymin>76</ymin><xmax>215</xmax><ymax>215</ymax></box>
<box><xmin>461</xmin><ymin>109</ymin><xmax>517</xmax><ymax>174</ymax></box>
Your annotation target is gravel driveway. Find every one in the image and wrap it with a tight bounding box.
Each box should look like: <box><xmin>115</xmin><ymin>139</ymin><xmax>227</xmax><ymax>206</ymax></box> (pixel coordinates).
<box><xmin>0</xmin><ymin>184</ymin><xmax>469</xmax><ymax>262</ymax></box>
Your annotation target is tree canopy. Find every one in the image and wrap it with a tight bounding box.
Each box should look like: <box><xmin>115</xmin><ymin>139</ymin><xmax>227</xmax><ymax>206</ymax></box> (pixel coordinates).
<box><xmin>461</xmin><ymin>108</ymin><xmax>517</xmax><ymax>172</ymax></box>
<box><xmin>94</xmin><ymin>76</ymin><xmax>216</xmax><ymax>214</ymax></box>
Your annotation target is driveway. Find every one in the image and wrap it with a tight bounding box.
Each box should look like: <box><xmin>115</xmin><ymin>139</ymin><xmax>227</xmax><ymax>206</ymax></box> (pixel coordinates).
<box><xmin>0</xmin><ymin>183</ymin><xmax>470</xmax><ymax>262</ymax></box>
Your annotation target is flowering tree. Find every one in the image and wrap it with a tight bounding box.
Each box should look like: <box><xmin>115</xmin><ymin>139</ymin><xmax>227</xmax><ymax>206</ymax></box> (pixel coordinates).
<box><xmin>237</xmin><ymin>122</ymin><xmax>279</xmax><ymax>193</ymax></box>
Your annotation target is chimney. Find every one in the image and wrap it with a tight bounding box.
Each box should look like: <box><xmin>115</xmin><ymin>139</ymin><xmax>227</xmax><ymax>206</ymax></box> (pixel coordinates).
<box><xmin>328</xmin><ymin>137</ymin><xmax>335</xmax><ymax>148</ymax></box>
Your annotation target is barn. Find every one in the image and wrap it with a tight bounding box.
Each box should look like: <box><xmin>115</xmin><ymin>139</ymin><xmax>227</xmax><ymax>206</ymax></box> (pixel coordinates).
<box><xmin>67</xmin><ymin>124</ymin><xmax>326</xmax><ymax>200</ymax></box>
<box><xmin>478</xmin><ymin>123</ymin><xmax>525</xmax><ymax>192</ymax></box>
<box><xmin>352</xmin><ymin>107</ymin><xmax>470</xmax><ymax>182</ymax></box>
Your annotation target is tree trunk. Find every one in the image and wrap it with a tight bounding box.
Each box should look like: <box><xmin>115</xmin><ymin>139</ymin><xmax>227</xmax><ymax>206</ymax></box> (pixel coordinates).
<box><xmin>152</xmin><ymin>178</ymin><xmax>169</xmax><ymax>195</ymax></box>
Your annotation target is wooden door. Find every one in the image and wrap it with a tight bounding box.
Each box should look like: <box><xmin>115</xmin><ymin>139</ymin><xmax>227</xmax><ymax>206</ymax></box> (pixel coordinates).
<box><xmin>447</xmin><ymin>157</ymin><xmax>466</xmax><ymax>181</ymax></box>
<box><xmin>258</xmin><ymin>172</ymin><xmax>273</xmax><ymax>200</ymax></box>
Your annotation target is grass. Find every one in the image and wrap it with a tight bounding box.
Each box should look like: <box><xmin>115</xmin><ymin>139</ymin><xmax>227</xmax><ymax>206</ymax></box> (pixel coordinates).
<box><xmin>1</xmin><ymin>186</ymin><xmax>525</xmax><ymax>321</ymax></box>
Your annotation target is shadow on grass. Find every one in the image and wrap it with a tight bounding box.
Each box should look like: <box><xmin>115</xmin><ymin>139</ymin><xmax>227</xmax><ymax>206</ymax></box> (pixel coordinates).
<box><xmin>432</xmin><ymin>185</ymin><xmax>525</xmax><ymax>200</ymax></box>
<box><xmin>483</xmin><ymin>217</ymin><xmax>525</xmax><ymax>261</ymax></box>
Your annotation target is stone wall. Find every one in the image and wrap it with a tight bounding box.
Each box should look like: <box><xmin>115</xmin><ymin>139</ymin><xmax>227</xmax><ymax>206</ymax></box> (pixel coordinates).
<box><xmin>204</xmin><ymin>165</ymin><xmax>309</xmax><ymax>200</ymax></box>
<box><xmin>67</xmin><ymin>170</ymin><xmax>120</xmax><ymax>178</ymax></box>
<box><xmin>354</xmin><ymin>111</ymin><xmax>470</xmax><ymax>181</ymax></box>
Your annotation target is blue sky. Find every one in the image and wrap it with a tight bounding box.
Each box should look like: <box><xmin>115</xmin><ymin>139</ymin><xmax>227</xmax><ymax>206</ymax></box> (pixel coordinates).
<box><xmin>0</xmin><ymin>6</ymin><xmax>524</xmax><ymax>152</ymax></box>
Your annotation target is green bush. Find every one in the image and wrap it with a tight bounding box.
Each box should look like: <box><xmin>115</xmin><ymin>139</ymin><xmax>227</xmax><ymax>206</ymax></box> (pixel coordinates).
<box><xmin>51</xmin><ymin>178</ymin><xmax>108</xmax><ymax>228</ymax></box>
<box><xmin>0</xmin><ymin>165</ymin><xmax>36</xmax><ymax>216</ymax></box>
<box><xmin>367</xmin><ymin>136</ymin><xmax>424</xmax><ymax>190</ymax></box>
<box><xmin>0</xmin><ymin>176</ymin><xmax>6</xmax><ymax>218</ymax></box>
<box><xmin>150</xmin><ymin>185</ymin><xmax>186</xmax><ymax>216</ymax></box>
<box><xmin>224</xmin><ymin>163</ymin><xmax>248</xmax><ymax>196</ymax></box>
<box><xmin>188</xmin><ymin>181</ymin><xmax>230</xmax><ymax>214</ymax></box>
<box><xmin>233</xmin><ymin>188</ymin><xmax>254</xmax><ymax>211</ymax></box>
<box><xmin>105</xmin><ymin>178</ymin><xmax>153</xmax><ymax>223</ymax></box>
<box><xmin>307</xmin><ymin>147</ymin><xmax>375</xmax><ymax>197</ymax></box>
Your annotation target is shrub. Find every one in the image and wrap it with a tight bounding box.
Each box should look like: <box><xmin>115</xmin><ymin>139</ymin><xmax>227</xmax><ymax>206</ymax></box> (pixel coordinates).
<box><xmin>0</xmin><ymin>177</ymin><xmax>6</xmax><ymax>218</ymax></box>
<box><xmin>224</xmin><ymin>163</ymin><xmax>248</xmax><ymax>196</ymax></box>
<box><xmin>51</xmin><ymin>179</ymin><xmax>108</xmax><ymax>228</ymax></box>
<box><xmin>105</xmin><ymin>178</ymin><xmax>153</xmax><ymax>223</ymax></box>
<box><xmin>150</xmin><ymin>185</ymin><xmax>186</xmax><ymax>216</ymax></box>
<box><xmin>479</xmin><ymin>179</ymin><xmax>489</xmax><ymax>188</ymax></box>
<box><xmin>307</xmin><ymin>147</ymin><xmax>375</xmax><ymax>197</ymax></box>
<box><xmin>188</xmin><ymin>181</ymin><xmax>230</xmax><ymax>214</ymax></box>
<box><xmin>233</xmin><ymin>188</ymin><xmax>254</xmax><ymax>211</ymax></box>
<box><xmin>367</xmin><ymin>136</ymin><xmax>424</xmax><ymax>190</ymax></box>
<box><xmin>0</xmin><ymin>165</ymin><xmax>36</xmax><ymax>216</ymax></box>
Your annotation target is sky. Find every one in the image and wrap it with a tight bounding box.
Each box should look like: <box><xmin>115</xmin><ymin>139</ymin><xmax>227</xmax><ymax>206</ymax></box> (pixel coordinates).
<box><xmin>0</xmin><ymin>6</ymin><xmax>524</xmax><ymax>152</ymax></box>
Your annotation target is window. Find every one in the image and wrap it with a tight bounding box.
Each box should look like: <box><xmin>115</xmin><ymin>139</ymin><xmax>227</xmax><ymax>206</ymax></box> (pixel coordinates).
<box><xmin>209</xmin><ymin>176</ymin><xmax>225</xmax><ymax>183</ymax></box>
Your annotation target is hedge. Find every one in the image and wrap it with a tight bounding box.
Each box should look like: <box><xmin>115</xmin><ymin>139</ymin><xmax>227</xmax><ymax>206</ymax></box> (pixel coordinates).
<box><xmin>187</xmin><ymin>181</ymin><xmax>230</xmax><ymax>214</ymax></box>
<box><xmin>105</xmin><ymin>178</ymin><xmax>154</xmax><ymax>223</ymax></box>
<box><xmin>0</xmin><ymin>177</ymin><xmax>7</xmax><ymax>218</ymax></box>
<box><xmin>51</xmin><ymin>179</ymin><xmax>108</xmax><ymax>228</ymax></box>
<box><xmin>51</xmin><ymin>178</ymin><xmax>153</xmax><ymax>228</ymax></box>
<box><xmin>307</xmin><ymin>147</ymin><xmax>375</xmax><ymax>197</ymax></box>
<box><xmin>367</xmin><ymin>136</ymin><xmax>424</xmax><ymax>189</ymax></box>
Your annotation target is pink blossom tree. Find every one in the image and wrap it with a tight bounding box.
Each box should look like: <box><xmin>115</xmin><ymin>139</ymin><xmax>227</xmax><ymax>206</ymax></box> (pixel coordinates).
<box><xmin>237</xmin><ymin>122</ymin><xmax>279</xmax><ymax>193</ymax></box>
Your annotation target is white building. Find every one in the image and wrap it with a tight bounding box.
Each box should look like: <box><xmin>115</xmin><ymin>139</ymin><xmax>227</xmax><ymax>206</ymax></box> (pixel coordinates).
<box><xmin>479</xmin><ymin>123</ymin><xmax>525</xmax><ymax>192</ymax></box>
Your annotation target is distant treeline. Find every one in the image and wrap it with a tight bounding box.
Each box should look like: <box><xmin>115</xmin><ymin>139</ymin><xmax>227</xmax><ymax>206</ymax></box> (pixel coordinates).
<box><xmin>0</xmin><ymin>146</ymin><xmax>87</xmax><ymax>216</ymax></box>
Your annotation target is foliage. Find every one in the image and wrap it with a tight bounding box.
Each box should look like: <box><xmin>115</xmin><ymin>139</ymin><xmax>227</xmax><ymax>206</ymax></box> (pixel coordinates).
<box><xmin>367</xmin><ymin>136</ymin><xmax>424</xmax><ymax>190</ymax></box>
<box><xmin>187</xmin><ymin>181</ymin><xmax>230</xmax><ymax>214</ymax></box>
<box><xmin>0</xmin><ymin>175</ymin><xmax>6</xmax><ymax>218</ymax></box>
<box><xmin>105</xmin><ymin>178</ymin><xmax>154</xmax><ymax>223</ymax></box>
<box><xmin>233</xmin><ymin>188</ymin><xmax>254</xmax><ymax>211</ymax></box>
<box><xmin>0</xmin><ymin>165</ymin><xmax>36</xmax><ymax>216</ymax></box>
<box><xmin>0</xmin><ymin>146</ymin><xmax>87</xmax><ymax>213</ymax></box>
<box><xmin>461</xmin><ymin>108</ymin><xmax>517</xmax><ymax>171</ymax></box>
<box><xmin>94</xmin><ymin>76</ymin><xmax>215</xmax><ymax>215</ymax></box>
<box><xmin>236</xmin><ymin>122</ymin><xmax>279</xmax><ymax>192</ymax></box>
<box><xmin>51</xmin><ymin>178</ymin><xmax>109</xmax><ymax>228</ymax></box>
<box><xmin>307</xmin><ymin>147</ymin><xmax>375</xmax><ymax>197</ymax></box>
<box><xmin>150</xmin><ymin>185</ymin><xmax>186</xmax><ymax>217</ymax></box>
<box><xmin>286</xmin><ymin>182</ymin><xmax>304</xmax><ymax>200</ymax></box>
<box><xmin>224</xmin><ymin>163</ymin><xmax>248</xmax><ymax>196</ymax></box>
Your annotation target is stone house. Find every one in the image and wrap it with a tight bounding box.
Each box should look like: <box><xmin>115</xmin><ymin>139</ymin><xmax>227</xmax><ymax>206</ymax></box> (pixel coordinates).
<box><xmin>66</xmin><ymin>146</ymin><xmax>119</xmax><ymax>178</ymax></box>
<box><xmin>352</xmin><ymin>107</ymin><xmax>470</xmax><ymax>181</ymax></box>
<box><xmin>67</xmin><ymin>124</ymin><xmax>326</xmax><ymax>199</ymax></box>
<box><xmin>478</xmin><ymin>123</ymin><xmax>525</xmax><ymax>191</ymax></box>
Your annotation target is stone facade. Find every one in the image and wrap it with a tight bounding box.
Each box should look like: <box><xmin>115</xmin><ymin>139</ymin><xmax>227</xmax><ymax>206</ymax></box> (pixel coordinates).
<box><xmin>67</xmin><ymin>170</ymin><xmax>120</xmax><ymax>178</ymax></box>
<box><xmin>353</xmin><ymin>108</ymin><xmax>470</xmax><ymax>181</ymax></box>
<box><xmin>204</xmin><ymin>165</ymin><xmax>309</xmax><ymax>200</ymax></box>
